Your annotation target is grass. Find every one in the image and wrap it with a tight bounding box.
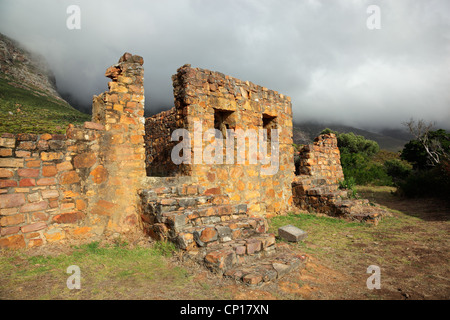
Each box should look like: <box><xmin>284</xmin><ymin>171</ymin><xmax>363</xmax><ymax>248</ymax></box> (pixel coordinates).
<box><xmin>268</xmin><ymin>185</ymin><xmax>449</xmax><ymax>299</ymax></box>
<box><xmin>268</xmin><ymin>186</ymin><xmax>432</xmax><ymax>269</ymax></box>
<box><xmin>1</xmin><ymin>186</ymin><xmax>448</xmax><ymax>300</ymax></box>
<box><xmin>0</xmin><ymin>76</ymin><xmax>90</xmax><ymax>134</ymax></box>
<box><xmin>0</xmin><ymin>240</ymin><xmax>195</xmax><ymax>300</ymax></box>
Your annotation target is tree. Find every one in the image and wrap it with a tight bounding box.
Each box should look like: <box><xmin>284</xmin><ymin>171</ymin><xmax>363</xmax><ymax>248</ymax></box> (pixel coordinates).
<box><xmin>402</xmin><ymin>118</ymin><xmax>450</xmax><ymax>168</ymax></box>
<box><xmin>320</xmin><ymin>129</ymin><xmax>379</xmax><ymax>157</ymax></box>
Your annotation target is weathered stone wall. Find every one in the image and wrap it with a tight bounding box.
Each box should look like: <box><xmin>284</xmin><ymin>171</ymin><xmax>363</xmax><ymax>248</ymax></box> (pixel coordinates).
<box><xmin>145</xmin><ymin>64</ymin><xmax>295</xmax><ymax>217</ymax></box>
<box><xmin>0</xmin><ymin>53</ymin><xmax>146</xmax><ymax>249</ymax></box>
<box><xmin>0</xmin><ymin>126</ymin><xmax>102</xmax><ymax>249</ymax></box>
<box><xmin>292</xmin><ymin>133</ymin><xmax>345</xmax><ymax>212</ymax></box>
<box><xmin>292</xmin><ymin>133</ymin><xmax>389</xmax><ymax>224</ymax></box>
<box><xmin>295</xmin><ymin>133</ymin><xmax>344</xmax><ymax>185</ymax></box>
<box><xmin>145</xmin><ymin>107</ymin><xmax>184</xmax><ymax>176</ymax></box>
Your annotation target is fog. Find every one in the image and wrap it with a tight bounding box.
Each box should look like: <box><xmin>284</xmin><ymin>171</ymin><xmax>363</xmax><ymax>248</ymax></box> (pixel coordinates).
<box><xmin>1</xmin><ymin>0</ymin><xmax>449</xmax><ymax>131</ymax></box>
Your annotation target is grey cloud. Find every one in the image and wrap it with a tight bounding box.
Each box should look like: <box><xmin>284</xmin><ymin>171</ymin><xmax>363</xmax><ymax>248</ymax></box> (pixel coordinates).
<box><xmin>0</xmin><ymin>0</ymin><xmax>449</xmax><ymax>130</ymax></box>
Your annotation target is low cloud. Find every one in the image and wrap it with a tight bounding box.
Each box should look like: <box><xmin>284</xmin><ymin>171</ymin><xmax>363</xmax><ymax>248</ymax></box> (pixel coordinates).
<box><xmin>1</xmin><ymin>0</ymin><xmax>449</xmax><ymax>130</ymax></box>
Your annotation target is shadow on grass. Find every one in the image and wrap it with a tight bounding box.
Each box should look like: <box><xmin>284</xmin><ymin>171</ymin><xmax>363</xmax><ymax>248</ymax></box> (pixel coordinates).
<box><xmin>356</xmin><ymin>186</ymin><xmax>450</xmax><ymax>222</ymax></box>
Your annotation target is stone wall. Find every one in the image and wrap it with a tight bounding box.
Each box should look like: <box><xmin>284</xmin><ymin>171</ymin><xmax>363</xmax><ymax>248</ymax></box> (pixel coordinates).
<box><xmin>291</xmin><ymin>133</ymin><xmax>388</xmax><ymax>224</ymax></box>
<box><xmin>292</xmin><ymin>133</ymin><xmax>345</xmax><ymax>212</ymax></box>
<box><xmin>0</xmin><ymin>52</ymin><xmax>146</xmax><ymax>249</ymax></box>
<box><xmin>145</xmin><ymin>107</ymin><xmax>184</xmax><ymax>176</ymax></box>
<box><xmin>145</xmin><ymin>64</ymin><xmax>295</xmax><ymax>217</ymax></box>
<box><xmin>295</xmin><ymin>133</ymin><xmax>344</xmax><ymax>185</ymax></box>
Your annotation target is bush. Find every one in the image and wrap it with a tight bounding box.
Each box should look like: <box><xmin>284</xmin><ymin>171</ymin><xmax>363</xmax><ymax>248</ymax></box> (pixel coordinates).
<box><xmin>341</xmin><ymin>153</ymin><xmax>392</xmax><ymax>186</ymax></box>
<box><xmin>384</xmin><ymin>159</ymin><xmax>412</xmax><ymax>185</ymax></box>
<box><xmin>397</xmin><ymin>162</ymin><xmax>450</xmax><ymax>198</ymax></box>
<box><xmin>339</xmin><ymin>177</ymin><xmax>357</xmax><ymax>198</ymax></box>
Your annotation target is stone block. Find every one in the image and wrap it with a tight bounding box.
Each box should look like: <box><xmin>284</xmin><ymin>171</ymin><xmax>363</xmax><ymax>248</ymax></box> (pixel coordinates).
<box><xmin>21</xmin><ymin>222</ymin><xmax>47</xmax><ymax>233</ymax></box>
<box><xmin>52</xmin><ymin>211</ymin><xmax>84</xmax><ymax>224</ymax></box>
<box><xmin>0</xmin><ymin>180</ymin><xmax>17</xmax><ymax>188</ymax></box>
<box><xmin>0</xmin><ymin>234</ymin><xmax>26</xmax><ymax>249</ymax></box>
<box><xmin>0</xmin><ymin>158</ymin><xmax>23</xmax><ymax>168</ymax></box>
<box><xmin>20</xmin><ymin>201</ymin><xmax>48</xmax><ymax>213</ymax></box>
<box><xmin>0</xmin><ymin>193</ymin><xmax>25</xmax><ymax>209</ymax></box>
<box><xmin>73</xmin><ymin>152</ymin><xmax>97</xmax><ymax>169</ymax></box>
<box><xmin>18</xmin><ymin>168</ymin><xmax>39</xmax><ymax>178</ymax></box>
<box><xmin>0</xmin><ymin>168</ymin><xmax>14</xmax><ymax>178</ymax></box>
<box><xmin>278</xmin><ymin>225</ymin><xmax>307</xmax><ymax>242</ymax></box>
<box><xmin>19</xmin><ymin>178</ymin><xmax>36</xmax><ymax>187</ymax></box>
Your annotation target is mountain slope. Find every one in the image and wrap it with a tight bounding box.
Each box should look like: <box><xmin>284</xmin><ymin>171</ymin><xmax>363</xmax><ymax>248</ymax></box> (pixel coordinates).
<box><xmin>293</xmin><ymin>122</ymin><xmax>410</xmax><ymax>152</ymax></box>
<box><xmin>0</xmin><ymin>32</ymin><xmax>90</xmax><ymax>134</ymax></box>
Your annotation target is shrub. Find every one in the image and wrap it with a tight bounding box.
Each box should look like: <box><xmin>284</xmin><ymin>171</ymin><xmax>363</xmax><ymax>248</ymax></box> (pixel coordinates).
<box><xmin>384</xmin><ymin>159</ymin><xmax>412</xmax><ymax>185</ymax></box>
<box><xmin>397</xmin><ymin>162</ymin><xmax>450</xmax><ymax>198</ymax></box>
<box><xmin>341</xmin><ymin>153</ymin><xmax>392</xmax><ymax>186</ymax></box>
<box><xmin>339</xmin><ymin>177</ymin><xmax>357</xmax><ymax>198</ymax></box>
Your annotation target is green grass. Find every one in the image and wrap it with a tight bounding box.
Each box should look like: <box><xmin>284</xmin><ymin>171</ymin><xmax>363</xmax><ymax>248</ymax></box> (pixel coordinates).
<box><xmin>269</xmin><ymin>212</ymin><xmax>372</xmax><ymax>255</ymax></box>
<box><xmin>0</xmin><ymin>76</ymin><xmax>90</xmax><ymax>134</ymax></box>
<box><xmin>0</xmin><ymin>240</ymin><xmax>194</xmax><ymax>299</ymax></box>
<box><xmin>267</xmin><ymin>204</ymin><xmax>419</xmax><ymax>270</ymax></box>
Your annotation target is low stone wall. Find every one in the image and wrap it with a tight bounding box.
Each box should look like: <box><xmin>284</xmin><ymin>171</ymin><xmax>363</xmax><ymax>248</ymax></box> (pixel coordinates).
<box><xmin>0</xmin><ymin>52</ymin><xmax>146</xmax><ymax>249</ymax></box>
<box><xmin>0</xmin><ymin>126</ymin><xmax>103</xmax><ymax>249</ymax></box>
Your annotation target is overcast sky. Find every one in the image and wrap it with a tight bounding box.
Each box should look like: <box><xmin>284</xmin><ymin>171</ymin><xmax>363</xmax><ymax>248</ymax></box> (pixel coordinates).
<box><xmin>0</xmin><ymin>0</ymin><xmax>449</xmax><ymax>131</ymax></box>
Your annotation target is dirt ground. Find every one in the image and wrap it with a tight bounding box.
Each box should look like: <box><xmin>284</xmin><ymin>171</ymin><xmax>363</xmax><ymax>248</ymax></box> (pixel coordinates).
<box><xmin>206</xmin><ymin>187</ymin><xmax>450</xmax><ymax>300</ymax></box>
<box><xmin>1</xmin><ymin>186</ymin><xmax>449</xmax><ymax>300</ymax></box>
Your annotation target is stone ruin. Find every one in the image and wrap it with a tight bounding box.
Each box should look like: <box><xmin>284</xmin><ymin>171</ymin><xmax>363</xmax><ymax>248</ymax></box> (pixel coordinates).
<box><xmin>0</xmin><ymin>53</ymin><xmax>388</xmax><ymax>285</ymax></box>
<box><xmin>292</xmin><ymin>133</ymin><xmax>390</xmax><ymax>225</ymax></box>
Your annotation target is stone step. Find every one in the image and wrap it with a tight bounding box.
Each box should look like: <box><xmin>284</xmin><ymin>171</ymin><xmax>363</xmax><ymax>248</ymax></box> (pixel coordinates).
<box><xmin>155</xmin><ymin>203</ymin><xmax>248</xmax><ymax>231</ymax></box>
<box><xmin>141</xmin><ymin>184</ymin><xmax>223</xmax><ymax>199</ymax></box>
<box><xmin>144</xmin><ymin>194</ymin><xmax>232</xmax><ymax>215</ymax></box>
<box><xmin>187</xmin><ymin>233</ymin><xmax>278</xmax><ymax>274</ymax></box>
<box><xmin>175</xmin><ymin>216</ymin><xmax>269</xmax><ymax>249</ymax></box>
<box><xmin>140</xmin><ymin>184</ymin><xmax>204</xmax><ymax>201</ymax></box>
<box><xmin>305</xmin><ymin>184</ymin><xmax>340</xmax><ymax>196</ymax></box>
<box><xmin>322</xmin><ymin>189</ymin><xmax>349</xmax><ymax>199</ymax></box>
<box><xmin>224</xmin><ymin>250</ymin><xmax>308</xmax><ymax>286</ymax></box>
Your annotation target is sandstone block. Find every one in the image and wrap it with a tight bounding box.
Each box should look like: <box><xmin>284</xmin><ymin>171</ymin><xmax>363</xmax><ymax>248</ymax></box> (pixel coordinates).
<box><xmin>42</xmin><ymin>166</ymin><xmax>57</xmax><ymax>177</ymax></box>
<box><xmin>0</xmin><ymin>168</ymin><xmax>14</xmax><ymax>178</ymax></box>
<box><xmin>18</xmin><ymin>168</ymin><xmax>39</xmax><ymax>178</ymax></box>
<box><xmin>56</xmin><ymin>161</ymin><xmax>73</xmax><ymax>172</ymax></box>
<box><xmin>0</xmin><ymin>148</ymin><xmax>13</xmax><ymax>157</ymax></box>
<box><xmin>19</xmin><ymin>178</ymin><xmax>36</xmax><ymax>187</ymax></box>
<box><xmin>59</xmin><ymin>171</ymin><xmax>80</xmax><ymax>185</ymax></box>
<box><xmin>0</xmin><ymin>180</ymin><xmax>17</xmax><ymax>188</ymax></box>
<box><xmin>52</xmin><ymin>211</ymin><xmax>84</xmax><ymax>224</ymax></box>
<box><xmin>0</xmin><ymin>193</ymin><xmax>25</xmax><ymax>209</ymax></box>
<box><xmin>73</xmin><ymin>152</ymin><xmax>96</xmax><ymax>169</ymax></box>
<box><xmin>36</xmin><ymin>178</ymin><xmax>57</xmax><ymax>186</ymax></box>
<box><xmin>278</xmin><ymin>225</ymin><xmax>307</xmax><ymax>242</ymax></box>
<box><xmin>21</xmin><ymin>222</ymin><xmax>47</xmax><ymax>233</ymax></box>
<box><xmin>0</xmin><ymin>137</ymin><xmax>15</xmax><ymax>148</ymax></box>
<box><xmin>0</xmin><ymin>226</ymin><xmax>20</xmax><ymax>236</ymax></box>
<box><xmin>0</xmin><ymin>234</ymin><xmax>26</xmax><ymax>249</ymax></box>
<box><xmin>0</xmin><ymin>158</ymin><xmax>23</xmax><ymax>168</ymax></box>
<box><xmin>20</xmin><ymin>201</ymin><xmax>48</xmax><ymax>213</ymax></box>
<box><xmin>0</xmin><ymin>214</ymin><xmax>25</xmax><ymax>226</ymax></box>
<box><xmin>84</xmin><ymin>122</ymin><xmax>105</xmax><ymax>131</ymax></box>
